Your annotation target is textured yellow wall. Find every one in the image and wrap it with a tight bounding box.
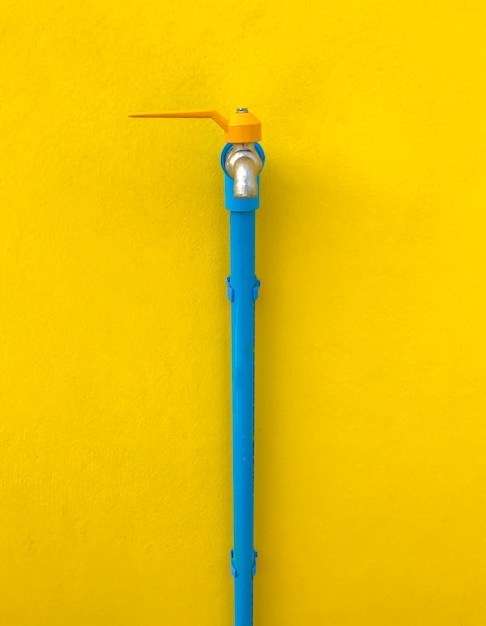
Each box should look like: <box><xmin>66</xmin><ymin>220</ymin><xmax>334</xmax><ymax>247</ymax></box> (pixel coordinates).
<box><xmin>2</xmin><ymin>1</ymin><xmax>486</xmax><ymax>624</ymax></box>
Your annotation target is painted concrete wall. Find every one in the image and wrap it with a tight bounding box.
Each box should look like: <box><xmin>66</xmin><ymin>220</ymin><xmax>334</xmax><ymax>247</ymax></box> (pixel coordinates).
<box><xmin>2</xmin><ymin>1</ymin><xmax>486</xmax><ymax>624</ymax></box>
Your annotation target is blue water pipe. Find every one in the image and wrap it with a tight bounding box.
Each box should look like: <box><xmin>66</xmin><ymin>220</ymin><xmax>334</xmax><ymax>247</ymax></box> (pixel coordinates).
<box><xmin>130</xmin><ymin>109</ymin><xmax>265</xmax><ymax>626</ymax></box>
<box><xmin>222</xmin><ymin>142</ymin><xmax>265</xmax><ymax>626</ymax></box>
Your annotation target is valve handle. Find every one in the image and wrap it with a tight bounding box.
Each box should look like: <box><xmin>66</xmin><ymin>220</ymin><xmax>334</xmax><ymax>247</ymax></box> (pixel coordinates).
<box><xmin>129</xmin><ymin>108</ymin><xmax>262</xmax><ymax>143</ymax></box>
<box><xmin>130</xmin><ymin>110</ymin><xmax>228</xmax><ymax>131</ymax></box>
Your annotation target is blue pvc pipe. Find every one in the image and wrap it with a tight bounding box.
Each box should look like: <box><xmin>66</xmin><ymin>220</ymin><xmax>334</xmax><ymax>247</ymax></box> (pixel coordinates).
<box><xmin>221</xmin><ymin>143</ymin><xmax>265</xmax><ymax>626</ymax></box>
<box><xmin>230</xmin><ymin>209</ymin><xmax>257</xmax><ymax>626</ymax></box>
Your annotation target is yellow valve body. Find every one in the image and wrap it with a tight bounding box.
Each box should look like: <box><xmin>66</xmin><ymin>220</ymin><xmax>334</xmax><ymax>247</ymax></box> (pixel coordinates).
<box><xmin>226</xmin><ymin>112</ymin><xmax>261</xmax><ymax>143</ymax></box>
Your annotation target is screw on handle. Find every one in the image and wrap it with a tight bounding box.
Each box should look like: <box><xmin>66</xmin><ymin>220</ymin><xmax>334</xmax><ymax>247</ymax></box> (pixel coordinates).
<box><xmin>129</xmin><ymin>108</ymin><xmax>262</xmax><ymax>143</ymax></box>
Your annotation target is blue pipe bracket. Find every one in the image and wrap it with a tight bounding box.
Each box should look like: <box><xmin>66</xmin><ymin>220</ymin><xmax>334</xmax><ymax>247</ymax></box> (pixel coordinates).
<box><xmin>222</xmin><ymin>142</ymin><xmax>265</xmax><ymax>626</ymax></box>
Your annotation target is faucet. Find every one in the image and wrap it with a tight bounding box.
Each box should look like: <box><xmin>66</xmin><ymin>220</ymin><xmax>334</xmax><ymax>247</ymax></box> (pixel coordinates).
<box><xmin>224</xmin><ymin>142</ymin><xmax>263</xmax><ymax>198</ymax></box>
<box><xmin>129</xmin><ymin>107</ymin><xmax>263</xmax><ymax>199</ymax></box>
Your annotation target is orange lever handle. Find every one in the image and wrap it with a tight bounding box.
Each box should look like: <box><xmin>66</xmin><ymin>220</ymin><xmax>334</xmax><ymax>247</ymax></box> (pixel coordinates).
<box><xmin>130</xmin><ymin>110</ymin><xmax>228</xmax><ymax>131</ymax></box>
<box><xmin>129</xmin><ymin>108</ymin><xmax>261</xmax><ymax>143</ymax></box>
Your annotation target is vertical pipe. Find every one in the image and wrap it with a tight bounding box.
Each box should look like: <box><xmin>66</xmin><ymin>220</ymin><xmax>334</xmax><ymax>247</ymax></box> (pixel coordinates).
<box><xmin>229</xmin><ymin>210</ymin><xmax>257</xmax><ymax>626</ymax></box>
<box><xmin>222</xmin><ymin>141</ymin><xmax>264</xmax><ymax>626</ymax></box>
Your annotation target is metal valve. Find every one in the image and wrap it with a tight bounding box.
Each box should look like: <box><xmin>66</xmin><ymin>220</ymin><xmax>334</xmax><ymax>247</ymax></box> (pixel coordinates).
<box><xmin>129</xmin><ymin>108</ymin><xmax>263</xmax><ymax>198</ymax></box>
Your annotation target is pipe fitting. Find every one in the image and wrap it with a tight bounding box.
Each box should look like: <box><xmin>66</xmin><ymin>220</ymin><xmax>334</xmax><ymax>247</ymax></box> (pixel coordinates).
<box><xmin>225</xmin><ymin>143</ymin><xmax>263</xmax><ymax>199</ymax></box>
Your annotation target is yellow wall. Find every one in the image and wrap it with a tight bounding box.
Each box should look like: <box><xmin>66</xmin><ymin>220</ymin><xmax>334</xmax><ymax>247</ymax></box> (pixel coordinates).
<box><xmin>2</xmin><ymin>1</ymin><xmax>486</xmax><ymax>624</ymax></box>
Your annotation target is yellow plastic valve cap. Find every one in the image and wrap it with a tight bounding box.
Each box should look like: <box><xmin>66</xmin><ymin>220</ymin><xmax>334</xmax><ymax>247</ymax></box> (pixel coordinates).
<box><xmin>129</xmin><ymin>108</ymin><xmax>262</xmax><ymax>143</ymax></box>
